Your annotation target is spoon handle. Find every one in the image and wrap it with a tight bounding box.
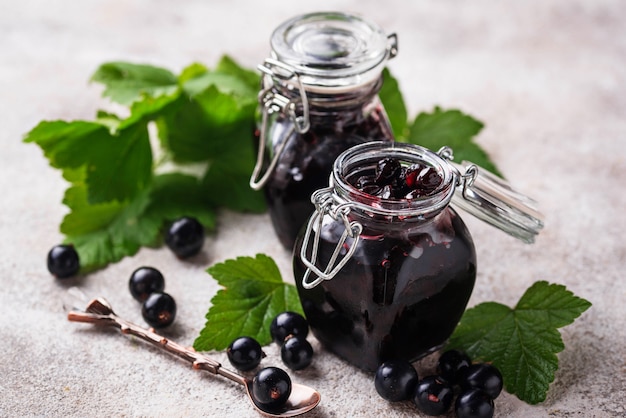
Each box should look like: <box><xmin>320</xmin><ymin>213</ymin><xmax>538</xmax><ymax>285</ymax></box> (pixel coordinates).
<box><xmin>67</xmin><ymin>301</ymin><xmax>246</xmax><ymax>386</ymax></box>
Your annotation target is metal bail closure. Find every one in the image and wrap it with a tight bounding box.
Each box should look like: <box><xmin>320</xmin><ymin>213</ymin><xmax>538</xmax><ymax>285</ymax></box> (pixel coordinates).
<box><xmin>387</xmin><ymin>33</ymin><xmax>399</xmax><ymax>59</ymax></box>
<box><xmin>249</xmin><ymin>59</ymin><xmax>311</xmax><ymax>190</ymax></box>
<box><xmin>450</xmin><ymin>160</ymin><xmax>544</xmax><ymax>243</ymax></box>
<box><xmin>299</xmin><ymin>187</ymin><xmax>363</xmax><ymax>289</ymax></box>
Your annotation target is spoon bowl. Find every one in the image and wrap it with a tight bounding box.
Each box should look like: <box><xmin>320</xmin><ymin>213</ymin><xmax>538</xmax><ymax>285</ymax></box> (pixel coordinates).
<box><xmin>68</xmin><ymin>297</ymin><xmax>321</xmax><ymax>417</ymax></box>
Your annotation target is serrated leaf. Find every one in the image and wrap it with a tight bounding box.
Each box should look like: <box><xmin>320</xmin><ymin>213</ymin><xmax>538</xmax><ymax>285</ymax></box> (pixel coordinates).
<box><xmin>62</xmin><ymin>186</ymin><xmax>161</xmax><ymax>272</ymax></box>
<box><xmin>407</xmin><ymin>107</ymin><xmax>502</xmax><ymax>177</ymax></box>
<box><xmin>447</xmin><ymin>281</ymin><xmax>592</xmax><ymax>404</ymax></box>
<box><xmin>156</xmin><ymin>87</ymin><xmax>256</xmax><ymax>162</ymax></box>
<box><xmin>201</xmin><ymin>145</ymin><xmax>266</xmax><ymax>213</ymax></box>
<box><xmin>61</xmin><ymin>173</ymin><xmax>216</xmax><ymax>271</ymax></box>
<box><xmin>91</xmin><ymin>62</ymin><xmax>178</xmax><ymax>105</ymax></box>
<box><xmin>379</xmin><ymin>67</ymin><xmax>408</xmax><ymax>140</ymax></box>
<box><xmin>143</xmin><ymin>173</ymin><xmax>216</xmax><ymax>229</ymax></box>
<box><xmin>214</xmin><ymin>55</ymin><xmax>261</xmax><ymax>91</ymax></box>
<box><xmin>178</xmin><ymin>62</ymin><xmax>209</xmax><ymax>84</ymax></box>
<box><xmin>193</xmin><ymin>254</ymin><xmax>303</xmax><ymax>351</ymax></box>
<box><xmin>120</xmin><ymin>90</ymin><xmax>181</xmax><ymax>129</ymax></box>
<box><xmin>181</xmin><ymin>56</ymin><xmax>259</xmax><ymax>99</ymax></box>
<box><xmin>23</xmin><ymin>120</ymin><xmax>153</xmax><ymax>204</ymax></box>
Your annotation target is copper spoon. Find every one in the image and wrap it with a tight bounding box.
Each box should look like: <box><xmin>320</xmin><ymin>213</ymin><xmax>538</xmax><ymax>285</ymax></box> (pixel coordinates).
<box><xmin>67</xmin><ymin>297</ymin><xmax>321</xmax><ymax>417</ymax></box>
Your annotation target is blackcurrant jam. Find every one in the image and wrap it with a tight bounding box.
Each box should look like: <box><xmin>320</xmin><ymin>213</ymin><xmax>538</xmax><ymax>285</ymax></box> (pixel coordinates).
<box><xmin>293</xmin><ymin>142</ymin><xmax>544</xmax><ymax>372</ymax></box>
<box><xmin>250</xmin><ymin>12</ymin><xmax>398</xmax><ymax>249</ymax></box>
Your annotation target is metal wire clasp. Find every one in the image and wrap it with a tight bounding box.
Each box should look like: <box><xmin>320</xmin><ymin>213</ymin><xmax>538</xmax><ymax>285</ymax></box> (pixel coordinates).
<box><xmin>299</xmin><ymin>187</ymin><xmax>363</xmax><ymax>289</ymax></box>
<box><xmin>249</xmin><ymin>59</ymin><xmax>310</xmax><ymax>190</ymax></box>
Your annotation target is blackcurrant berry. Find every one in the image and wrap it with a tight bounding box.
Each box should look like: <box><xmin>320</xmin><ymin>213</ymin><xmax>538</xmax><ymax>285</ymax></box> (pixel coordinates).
<box><xmin>281</xmin><ymin>336</ymin><xmax>313</xmax><ymax>371</ymax></box>
<box><xmin>251</xmin><ymin>367</ymin><xmax>292</xmax><ymax>410</ymax></box>
<box><xmin>270</xmin><ymin>311</ymin><xmax>309</xmax><ymax>344</ymax></box>
<box><xmin>416</xmin><ymin>167</ymin><xmax>443</xmax><ymax>193</ymax></box>
<box><xmin>141</xmin><ymin>292</ymin><xmax>176</xmax><ymax>328</ymax></box>
<box><xmin>227</xmin><ymin>337</ymin><xmax>264</xmax><ymax>372</ymax></box>
<box><xmin>459</xmin><ymin>363</ymin><xmax>504</xmax><ymax>399</ymax></box>
<box><xmin>437</xmin><ymin>349</ymin><xmax>472</xmax><ymax>384</ymax></box>
<box><xmin>374</xmin><ymin>359</ymin><xmax>419</xmax><ymax>402</ymax></box>
<box><xmin>165</xmin><ymin>217</ymin><xmax>204</xmax><ymax>258</ymax></box>
<box><xmin>374</xmin><ymin>157</ymin><xmax>402</xmax><ymax>186</ymax></box>
<box><xmin>355</xmin><ymin>175</ymin><xmax>381</xmax><ymax>196</ymax></box>
<box><xmin>402</xmin><ymin>163</ymin><xmax>423</xmax><ymax>189</ymax></box>
<box><xmin>128</xmin><ymin>267</ymin><xmax>165</xmax><ymax>302</ymax></box>
<box><xmin>413</xmin><ymin>375</ymin><xmax>454</xmax><ymax>416</ymax></box>
<box><xmin>455</xmin><ymin>389</ymin><xmax>495</xmax><ymax>418</ymax></box>
<box><xmin>47</xmin><ymin>244</ymin><xmax>80</xmax><ymax>278</ymax></box>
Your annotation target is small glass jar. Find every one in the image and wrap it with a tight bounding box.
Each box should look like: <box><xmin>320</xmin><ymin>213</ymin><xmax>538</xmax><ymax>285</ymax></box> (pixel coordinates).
<box><xmin>293</xmin><ymin>142</ymin><xmax>544</xmax><ymax>372</ymax></box>
<box><xmin>250</xmin><ymin>12</ymin><xmax>399</xmax><ymax>249</ymax></box>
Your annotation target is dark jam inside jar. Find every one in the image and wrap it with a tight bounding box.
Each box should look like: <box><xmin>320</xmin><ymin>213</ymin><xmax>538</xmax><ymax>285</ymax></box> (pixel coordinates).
<box><xmin>263</xmin><ymin>87</ymin><xmax>394</xmax><ymax>249</ymax></box>
<box><xmin>293</xmin><ymin>145</ymin><xmax>476</xmax><ymax>372</ymax></box>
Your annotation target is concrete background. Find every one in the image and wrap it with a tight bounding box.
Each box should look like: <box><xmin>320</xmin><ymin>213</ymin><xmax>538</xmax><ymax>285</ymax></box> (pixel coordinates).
<box><xmin>1</xmin><ymin>0</ymin><xmax>625</xmax><ymax>417</ymax></box>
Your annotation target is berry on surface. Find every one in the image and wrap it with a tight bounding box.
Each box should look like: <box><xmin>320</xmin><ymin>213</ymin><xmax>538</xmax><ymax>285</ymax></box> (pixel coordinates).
<box><xmin>128</xmin><ymin>266</ymin><xmax>165</xmax><ymax>302</ymax></box>
<box><xmin>227</xmin><ymin>336</ymin><xmax>264</xmax><ymax>372</ymax></box>
<box><xmin>413</xmin><ymin>375</ymin><xmax>454</xmax><ymax>416</ymax></box>
<box><xmin>280</xmin><ymin>335</ymin><xmax>314</xmax><ymax>371</ymax></box>
<box><xmin>455</xmin><ymin>388</ymin><xmax>495</xmax><ymax>418</ymax></box>
<box><xmin>437</xmin><ymin>349</ymin><xmax>472</xmax><ymax>384</ymax></box>
<box><xmin>374</xmin><ymin>359</ymin><xmax>419</xmax><ymax>402</ymax></box>
<box><xmin>459</xmin><ymin>363</ymin><xmax>504</xmax><ymax>399</ymax></box>
<box><xmin>141</xmin><ymin>292</ymin><xmax>177</xmax><ymax>328</ymax></box>
<box><xmin>270</xmin><ymin>311</ymin><xmax>309</xmax><ymax>344</ymax></box>
<box><xmin>251</xmin><ymin>367</ymin><xmax>292</xmax><ymax>410</ymax></box>
<box><xmin>165</xmin><ymin>216</ymin><xmax>204</xmax><ymax>258</ymax></box>
<box><xmin>47</xmin><ymin>244</ymin><xmax>80</xmax><ymax>278</ymax></box>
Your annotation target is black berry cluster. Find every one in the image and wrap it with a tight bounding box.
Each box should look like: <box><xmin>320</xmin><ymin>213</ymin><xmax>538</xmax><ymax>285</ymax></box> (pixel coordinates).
<box><xmin>352</xmin><ymin>157</ymin><xmax>444</xmax><ymax>199</ymax></box>
<box><xmin>226</xmin><ymin>312</ymin><xmax>312</xmax><ymax>412</ymax></box>
<box><xmin>223</xmin><ymin>332</ymin><xmax>292</xmax><ymax>410</ymax></box>
<box><xmin>129</xmin><ymin>266</ymin><xmax>176</xmax><ymax>328</ymax></box>
<box><xmin>374</xmin><ymin>350</ymin><xmax>503</xmax><ymax>418</ymax></box>
<box><xmin>270</xmin><ymin>311</ymin><xmax>314</xmax><ymax>371</ymax></box>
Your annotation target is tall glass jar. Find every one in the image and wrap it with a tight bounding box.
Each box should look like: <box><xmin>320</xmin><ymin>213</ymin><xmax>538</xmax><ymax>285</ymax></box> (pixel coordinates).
<box><xmin>250</xmin><ymin>12</ymin><xmax>399</xmax><ymax>250</ymax></box>
<box><xmin>293</xmin><ymin>142</ymin><xmax>544</xmax><ymax>371</ymax></box>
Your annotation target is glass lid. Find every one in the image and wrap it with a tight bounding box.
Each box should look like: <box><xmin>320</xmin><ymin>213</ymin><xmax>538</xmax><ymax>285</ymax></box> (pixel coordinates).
<box><xmin>270</xmin><ymin>11</ymin><xmax>396</xmax><ymax>88</ymax></box>
<box><xmin>450</xmin><ymin>161</ymin><xmax>544</xmax><ymax>244</ymax></box>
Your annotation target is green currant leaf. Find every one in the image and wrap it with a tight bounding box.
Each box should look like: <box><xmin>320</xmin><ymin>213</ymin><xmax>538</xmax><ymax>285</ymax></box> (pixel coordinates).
<box><xmin>120</xmin><ymin>90</ymin><xmax>182</xmax><ymax>129</ymax></box>
<box><xmin>201</xmin><ymin>145</ymin><xmax>266</xmax><ymax>213</ymax></box>
<box><xmin>91</xmin><ymin>62</ymin><xmax>178</xmax><ymax>105</ymax></box>
<box><xmin>181</xmin><ymin>57</ymin><xmax>260</xmax><ymax>99</ymax></box>
<box><xmin>143</xmin><ymin>173</ymin><xmax>216</xmax><ymax>229</ymax></box>
<box><xmin>194</xmin><ymin>254</ymin><xmax>303</xmax><ymax>351</ymax></box>
<box><xmin>447</xmin><ymin>281</ymin><xmax>592</xmax><ymax>405</ymax></box>
<box><xmin>156</xmin><ymin>86</ymin><xmax>256</xmax><ymax>162</ymax></box>
<box><xmin>23</xmin><ymin>120</ymin><xmax>152</xmax><ymax>204</ymax></box>
<box><xmin>379</xmin><ymin>67</ymin><xmax>408</xmax><ymax>140</ymax></box>
<box><xmin>178</xmin><ymin>62</ymin><xmax>209</xmax><ymax>84</ymax></box>
<box><xmin>407</xmin><ymin>107</ymin><xmax>503</xmax><ymax>177</ymax></box>
<box><xmin>60</xmin><ymin>172</ymin><xmax>216</xmax><ymax>272</ymax></box>
<box><xmin>61</xmin><ymin>185</ymin><xmax>160</xmax><ymax>272</ymax></box>
<box><xmin>214</xmin><ymin>55</ymin><xmax>261</xmax><ymax>92</ymax></box>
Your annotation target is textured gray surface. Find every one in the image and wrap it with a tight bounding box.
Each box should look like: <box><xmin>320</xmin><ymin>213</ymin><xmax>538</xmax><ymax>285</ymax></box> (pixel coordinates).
<box><xmin>2</xmin><ymin>0</ymin><xmax>625</xmax><ymax>417</ymax></box>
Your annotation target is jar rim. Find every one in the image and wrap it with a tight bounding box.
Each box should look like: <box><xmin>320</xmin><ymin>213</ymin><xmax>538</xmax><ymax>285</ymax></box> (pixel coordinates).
<box><xmin>331</xmin><ymin>142</ymin><xmax>458</xmax><ymax>218</ymax></box>
<box><xmin>270</xmin><ymin>11</ymin><xmax>394</xmax><ymax>89</ymax></box>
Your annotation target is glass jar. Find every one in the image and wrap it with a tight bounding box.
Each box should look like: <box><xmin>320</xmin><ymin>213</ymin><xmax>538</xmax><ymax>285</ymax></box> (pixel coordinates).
<box><xmin>250</xmin><ymin>12</ymin><xmax>399</xmax><ymax>250</ymax></box>
<box><xmin>293</xmin><ymin>142</ymin><xmax>544</xmax><ymax>371</ymax></box>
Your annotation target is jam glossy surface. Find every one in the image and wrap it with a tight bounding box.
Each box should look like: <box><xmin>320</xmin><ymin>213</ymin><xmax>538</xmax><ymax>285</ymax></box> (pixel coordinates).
<box><xmin>263</xmin><ymin>105</ymin><xmax>393</xmax><ymax>249</ymax></box>
<box><xmin>293</xmin><ymin>207</ymin><xmax>476</xmax><ymax>372</ymax></box>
